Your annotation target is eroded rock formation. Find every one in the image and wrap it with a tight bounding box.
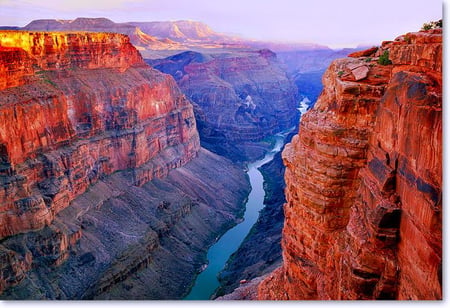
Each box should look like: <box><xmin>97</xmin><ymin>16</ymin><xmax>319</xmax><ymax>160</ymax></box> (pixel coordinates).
<box><xmin>149</xmin><ymin>50</ymin><xmax>299</xmax><ymax>161</ymax></box>
<box><xmin>258</xmin><ymin>29</ymin><xmax>442</xmax><ymax>300</ymax></box>
<box><xmin>0</xmin><ymin>30</ymin><xmax>203</xmax><ymax>295</ymax></box>
<box><xmin>0</xmin><ymin>149</ymin><xmax>250</xmax><ymax>299</ymax></box>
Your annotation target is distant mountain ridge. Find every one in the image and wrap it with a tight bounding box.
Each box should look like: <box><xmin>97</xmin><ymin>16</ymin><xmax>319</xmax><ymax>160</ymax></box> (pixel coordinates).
<box><xmin>19</xmin><ymin>17</ymin><xmax>183</xmax><ymax>51</ymax></box>
<box><xmin>22</xmin><ymin>18</ymin><xmax>231</xmax><ymax>43</ymax></box>
<box><xmin>2</xmin><ymin>17</ymin><xmax>337</xmax><ymax>58</ymax></box>
<box><xmin>127</xmin><ymin>20</ymin><xmax>231</xmax><ymax>42</ymax></box>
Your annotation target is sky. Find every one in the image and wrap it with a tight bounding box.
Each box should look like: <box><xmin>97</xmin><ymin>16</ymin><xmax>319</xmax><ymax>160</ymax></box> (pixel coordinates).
<box><xmin>0</xmin><ymin>0</ymin><xmax>443</xmax><ymax>48</ymax></box>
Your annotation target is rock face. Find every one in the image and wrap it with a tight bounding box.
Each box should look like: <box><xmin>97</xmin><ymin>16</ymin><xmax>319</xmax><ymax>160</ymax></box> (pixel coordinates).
<box><xmin>0</xmin><ymin>30</ymin><xmax>201</xmax><ymax>294</ymax></box>
<box><xmin>258</xmin><ymin>29</ymin><xmax>442</xmax><ymax>300</ymax></box>
<box><xmin>149</xmin><ymin>50</ymin><xmax>299</xmax><ymax>161</ymax></box>
<box><xmin>0</xmin><ymin>149</ymin><xmax>250</xmax><ymax>299</ymax></box>
<box><xmin>278</xmin><ymin>47</ymin><xmax>364</xmax><ymax>104</ymax></box>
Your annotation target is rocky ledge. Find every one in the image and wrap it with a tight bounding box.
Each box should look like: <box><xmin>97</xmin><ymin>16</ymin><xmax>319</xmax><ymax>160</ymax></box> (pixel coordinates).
<box><xmin>258</xmin><ymin>29</ymin><xmax>442</xmax><ymax>300</ymax></box>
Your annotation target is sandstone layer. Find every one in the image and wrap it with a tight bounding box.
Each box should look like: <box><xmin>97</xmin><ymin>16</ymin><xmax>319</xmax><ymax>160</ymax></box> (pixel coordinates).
<box><xmin>258</xmin><ymin>29</ymin><xmax>442</xmax><ymax>300</ymax></box>
<box><xmin>149</xmin><ymin>50</ymin><xmax>299</xmax><ymax>161</ymax></box>
<box><xmin>0</xmin><ymin>30</ymin><xmax>202</xmax><ymax>294</ymax></box>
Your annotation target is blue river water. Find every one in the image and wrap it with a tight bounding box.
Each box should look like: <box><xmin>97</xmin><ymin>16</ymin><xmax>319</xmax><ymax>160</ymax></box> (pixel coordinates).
<box><xmin>184</xmin><ymin>134</ymin><xmax>287</xmax><ymax>300</ymax></box>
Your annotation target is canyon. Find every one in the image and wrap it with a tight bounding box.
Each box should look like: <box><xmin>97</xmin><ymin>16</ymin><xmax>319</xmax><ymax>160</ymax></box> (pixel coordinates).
<box><xmin>257</xmin><ymin>28</ymin><xmax>442</xmax><ymax>300</ymax></box>
<box><xmin>0</xmin><ymin>30</ymin><xmax>199</xmax><ymax>239</ymax></box>
<box><xmin>0</xmin><ymin>18</ymin><xmax>442</xmax><ymax>301</ymax></box>
<box><xmin>0</xmin><ymin>21</ymin><xmax>304</xmax><ymax>299</ymax></box>
<box><xmin>0</xmin><ymin>30</ymin><xmax>250</xmax><ymax>299</ymax></box>
<box><xmin>149</xmin><ymin>50</ymin><xmax>299</xmax><ymax>161</ymax></box>
<box><xmin>6</xmin><ymin>17</ymin><xmax>305</xmax><ymax>161</ymax></box>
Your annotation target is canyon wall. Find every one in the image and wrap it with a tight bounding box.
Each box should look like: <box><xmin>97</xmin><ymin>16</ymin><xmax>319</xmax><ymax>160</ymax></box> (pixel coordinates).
<box><xmin>149</xmin><ymin>50</ymin><xmax>299</xmax><ymax>161</ymax></box>
<box><xmin>258</xmin><ymin>29</ymin><xmax>442</xmax><ymax>300</ymax></box>
<box><xmin>0</xmin><ymin>30</ymin><xmax>204</xmax><ymax>295</ymax></box>
<box><xmin>0</xmin><ymin>149</ymin><xmax>250</xmax><ymax>299</ymax></box>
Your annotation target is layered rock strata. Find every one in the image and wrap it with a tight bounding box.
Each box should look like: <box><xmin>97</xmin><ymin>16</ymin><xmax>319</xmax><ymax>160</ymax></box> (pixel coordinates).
<box><xmin>149</xmin><ymin>50</ymin><xmax>299</xmax><ymax>161</ymax></box>
<box><xmin>0</xmin><ymin>149</ymin><xmax>250</xmax><ymax>299</ymax></box>
<box><xmin>0</xmin><ymin>30</ymin><xmax>201</xmax><ymax>294</ymax></box>
<box><xmin>258</xmin><ymin>29</ymin><xmax>442</xmax><ymax>300</ymax></box>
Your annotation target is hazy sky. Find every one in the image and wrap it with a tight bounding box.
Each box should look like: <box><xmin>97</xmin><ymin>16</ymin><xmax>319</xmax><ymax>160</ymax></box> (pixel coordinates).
<box><xmin>0</xmin><ymin>0</ymin><xmax>443</xmax><ymax>47</ymax></box>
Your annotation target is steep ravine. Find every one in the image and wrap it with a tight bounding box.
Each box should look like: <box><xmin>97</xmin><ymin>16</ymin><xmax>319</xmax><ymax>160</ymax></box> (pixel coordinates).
<box><xmin>214</xmin><ymin>130</ymin><xmax>297</xmax><ymax>298</ymax></box>
<box><xmin>185</xmin><ymin>132</ymin><xmax>290</xmax><ymax>300</ymax></box>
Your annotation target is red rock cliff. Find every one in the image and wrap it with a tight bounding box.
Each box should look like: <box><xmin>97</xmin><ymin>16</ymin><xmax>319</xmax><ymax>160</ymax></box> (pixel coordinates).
<box><xmin>258</xmin><ymin>29</ymin><xmax>442</xmax><ymax>300</ymax></box>
<box><xmin>0</xmin><ymin>31</ymin><xmax>200</xmax><ymax>239</ymax></box>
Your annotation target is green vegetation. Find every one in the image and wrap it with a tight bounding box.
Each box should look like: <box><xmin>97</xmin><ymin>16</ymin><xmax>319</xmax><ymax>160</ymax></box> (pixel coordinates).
<box><xmin>378</xmin><ymin>50</ymin><xmax>392</xmax><ymax>66</ymax></box>
<box><xmin>35</xmin><ymin>70</ymin><xmax>58</xmax><ymax>87</ymax></box>
<box><xmin>43</xmin><ymin>78</ymin><xmax>57</xmax><ymax>87</ymax></box>
<box><xmin>364</xmin><ymin>57</ymin><xmax>372</xmax><ymax>63</ymax></box>
<box><xmin>421</xmin><ymin>19</ymin><xmax>442</xmax><ymax>31</ymax></box>
<box><xmin>337</xmin><ymin>70</ymin><xmax>344</xmax><ymax>77</ymax></box>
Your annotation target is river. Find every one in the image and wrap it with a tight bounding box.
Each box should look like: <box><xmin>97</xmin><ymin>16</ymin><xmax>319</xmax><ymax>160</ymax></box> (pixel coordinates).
<box><xmin>184</xmin><ymin>133</ymin><xmax>287</xmax><ymax>300</ymax></box>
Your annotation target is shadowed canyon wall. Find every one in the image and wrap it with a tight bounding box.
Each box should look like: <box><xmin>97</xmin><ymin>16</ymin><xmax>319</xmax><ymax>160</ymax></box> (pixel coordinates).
<box><xmin>149</xmin><ymin>50</ymin><xmax>299</xmax><ymax>161</ymax></box>
<box><xmin>258</xmin><ymin>29</ymin><xmax>442</xmax><ymax>300</ymax></box>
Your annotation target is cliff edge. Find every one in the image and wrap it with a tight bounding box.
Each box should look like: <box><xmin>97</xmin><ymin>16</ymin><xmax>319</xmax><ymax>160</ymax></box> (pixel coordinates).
<box><xmin>0</xmin><ymin>30</ymin><xmax>203</xmax><ymax>296</ymax></box>
<box><xmin>258</xmin><ymin>28</ymin><xmax>442</xmax><ymax>300</ymax></box>
<box><xmin>0</xmin><ymin>31</ymin><xmax>200</xmax><ymax>239</ymax></box>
